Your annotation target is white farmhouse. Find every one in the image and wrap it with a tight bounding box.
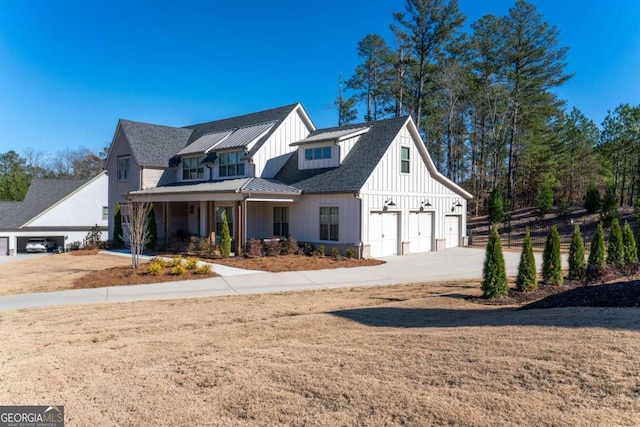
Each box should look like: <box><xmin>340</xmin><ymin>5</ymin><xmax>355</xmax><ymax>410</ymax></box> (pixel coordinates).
<box><xmin>106</xmin><ymin>104</ymin><xmax>471</xmax><ymax>257</ymax></box>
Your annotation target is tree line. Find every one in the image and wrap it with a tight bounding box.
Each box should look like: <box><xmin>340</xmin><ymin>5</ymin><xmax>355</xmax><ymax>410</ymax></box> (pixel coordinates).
<box><xmin>0</xmin><ymin>146</ymin><xmax>108</xmax><ymax>201</ymax></box>
<box><xmin>336</xmin><ymin>0</ymin><xmax>640</xmax><ymax>215</ymax></box>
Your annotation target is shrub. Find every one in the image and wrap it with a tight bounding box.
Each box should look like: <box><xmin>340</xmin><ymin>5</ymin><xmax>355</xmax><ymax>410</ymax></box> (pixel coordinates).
<box><xmin>318</xmin><ymin>245</ymin><xmax>326</xmax><ymax>257</ymax></box>
<box><xmin>148</xmin><ymin>260</ymin><xmax>163</xmax><ymax>276</ymax></box>
<box><xmin>114</xmin><ymin>202</ymin><xmax>124</xmax><ymax>248</ymax></box>
<box><xmin>185</xmin><ymin>257</ymin><xmax>199</xmax><ymax>270</ymax></box>
<box><xmin>171</xmin><ymin>264</ymin><xmax>185</xmax><ymax>275</ymax></box>
<box><xmin>194</xmin><ymin>264</ymin><xmax>212</xmax><ymax>275</ymax></box>
<box><xmin>588</xmin><ymin>222</ymin><xmax>606</xmax><ymax>270</ymax></box>
<box><xmin>516</xmin><ymin>228</ymin><xmax>537</xmax><ymax>292</ymax></box>
<box><xmin>584</xmin><ymin>181</ymin><xmax>601</xmax><ymax>213</ymax></box>
<box><xmin>170</xmin><ymin>256</ymin><xmax>184</xmax><ymax>268</ymax></box>
<box><xmin>606</xmin><ymin>218</ymin><xmax>625</xmax><ymax>267</ymax></box>
<box><xmin>542</xmin><ymin>226</ymin><xmax>563</xmax><ymax>285</ymax></box>
<box><xmin>84</xmin><ymin>224</ymin><xmax>104</xmax><ymax>249</ymax></box>
<box><xmin>264</xmin><ymin>239</ymin><xmax>283</xmax><ymax>257</ymax></box>
<box><xmin>481</xmin><ymin>226</ymin><xmax>508</xmax><ymax>298</ymax></box>
<box><xmin>488</xmin><ymin>187</ymin><xmax>504</xmax><ymax>225</ymax></box>
<box><xmin>346</xmin><ymin>248</ymin><xmax>356</xmax><ymax>259</ymax></box>
<box><xmin>283</xmin><ymin>236</ymin><xmax>298</xmax><ymax>255</ymax></box>
<box><xmin>601</xmin><ymin>182</ymin><xmax>619</xmax><ymax>226</ymax></box>
<box><xmin>568</xmin><ymin>225</ymin><xmax>586</xmax><ymax>280</ymax></box>
<box><xmin>219</xmin><ymin>210</ymin><xmax>231</xmax><ymax>258</ymax></box>
<box><xmin>188</xmin><ymin>237</ymin><xmax>208</xmax><ymax>254</ymax></box>
<box><xmin>535</xmin><ymin>182</ymin><xmax>554</xmax><ymax>220</ymax></box>
<box><xmin>147</xmin><ymin>203</ymin><xmax>158</xmax><ymax>250</ymax></box>
<box><xmin>245</xmin><ymin>238</ymin><xmax>264</xmax><ymax>257</ymax></box>
<box><xmin>331</xmin><ymin>247</ymin><xmax>340</xmax><ymax>260</ymax></box>
<box><xmin>623</xmin><ymin>221</ymin><xmax>638</xmax><ymax>265</ymax></box>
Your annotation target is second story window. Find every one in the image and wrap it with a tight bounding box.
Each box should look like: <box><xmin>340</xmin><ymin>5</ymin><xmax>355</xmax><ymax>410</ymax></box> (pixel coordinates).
<box><xmin>118</xmin><ymin>156</ymin><xmax>130</xmax><ymax>181</ymax></box>
<box><xmin>401</xmin><ymin>146</ymin><xmax>410</xmax><ymax>174</ymax></box>
<box><xmin>304</xmin><ymin>146</ymin><xmax>331</xmax><ymax>161</ymax></box>
<box><xmin>219</xmin><ymin>151</ymin><xmax>245</xmax><ymax>177</ymax></box>
<box><xmin>183</xmin><ymin>157</ymin><xmax>204</xmax><ymax>180</ymax></box>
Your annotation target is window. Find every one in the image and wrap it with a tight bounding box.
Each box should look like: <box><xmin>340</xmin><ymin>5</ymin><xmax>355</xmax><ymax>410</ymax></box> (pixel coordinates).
<box><xmin>102</xmin><ymin>206</ymin><xmax>109</xmax><ymax>221</ymax></box>
<box><xmin>219</xmin><ymin>151</ymin><xmax>245</xmax><ymax>177</ymax></box>
<box><xmin>118</xmin><ymin>156</ymin><xmax>130</xmax><ymax>181</ymax></box>
<box><xmin>304</xmin><ymin>146</ymin><xmax>332</xmax><ymax>161</ymax></box>
<box><xmin>182</xmin><ymin>156</ymin><xmax>204</xmax><ymax>180</ymax></box>
<box><xmin>216</xmin><ymin>207</ymin><xmax>234</xmax><ymax>238</ymax></box>
<box><xmin>401</xmin><ymin>147</ymin><xmax>410</xmax><ymax>173</ymax></box>
<box><xmin>273</xmin><ymin>207</ymin><xmax>289</xmax><ymax>237</ymax></box>
<box><xmin>319</xmin><ymin>207</ymin><xmax>339</xmax><ymax>241</ymax></box>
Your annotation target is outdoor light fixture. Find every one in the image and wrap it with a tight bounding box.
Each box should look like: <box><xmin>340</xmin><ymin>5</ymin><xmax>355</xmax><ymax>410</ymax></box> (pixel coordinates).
<box><xmin>384</xmin><ymin>198</ymin><xmax>396</xmax><ymax>208</ymax></box>
<box><xmin>421</xmin><ymin>199</ymin><xmax>432</xmax><ymax>209</ymax></box>
<box><xmin>451</xmin><ymin>200</ymin><xmax>463</xmax><ymax>212</ymax></box>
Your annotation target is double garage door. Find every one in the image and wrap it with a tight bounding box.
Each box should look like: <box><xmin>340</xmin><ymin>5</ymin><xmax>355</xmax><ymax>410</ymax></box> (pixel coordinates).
<box><xmin>0</xmin><ymin>237</ymin><xmax>7</xmax><ymax>256</ymax></box>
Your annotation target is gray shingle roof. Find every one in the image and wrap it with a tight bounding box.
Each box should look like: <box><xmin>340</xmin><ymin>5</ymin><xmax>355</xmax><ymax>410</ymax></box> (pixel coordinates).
<box><xmin>274</xmin><ymin>117</ymin><xmax>409</xmax><ymax>193</ymax></box>
<box><xmin>0</xmin><ymin>177</ymin><xmax>94</xmax><ymax>229</ymax></box>
<box><xmin>119</xmin><ymin>120</ymin><xmax>193</xmax><ymax>167</ymax></box>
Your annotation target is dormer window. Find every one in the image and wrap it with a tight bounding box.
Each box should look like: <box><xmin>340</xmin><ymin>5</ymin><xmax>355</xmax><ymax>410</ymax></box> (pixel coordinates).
<box><xmin>219</xmin><ymin>151</ymin><xmax>245</xmax><ymax>177</ymax></box>
<box><xmin>183</xmin><ymin>156</ymin><xmax>204</xmax><ymax>180</ymax></box>
<box><xmin>304</xmin><ymin>146</ymin><xmax>331</xmax><ymax>161</ymax></box>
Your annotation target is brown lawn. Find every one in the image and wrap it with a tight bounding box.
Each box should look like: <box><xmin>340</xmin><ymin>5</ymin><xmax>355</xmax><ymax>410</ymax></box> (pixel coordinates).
<box><xmin>1</xmin><ymin>282</ymin><xmax>639</xmax><ymax>426</ymax></box>
<box><xmin>0</xmin><ymin>251</ymin><xmax>384</xmax><ymax>296</ymax></box>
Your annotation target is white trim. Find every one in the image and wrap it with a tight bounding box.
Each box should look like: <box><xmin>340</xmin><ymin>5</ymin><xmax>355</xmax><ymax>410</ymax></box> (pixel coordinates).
<box><xmin>245</xmin><ymin>198</ymin><xmax>295</xmax><ymax>202</ymax></box>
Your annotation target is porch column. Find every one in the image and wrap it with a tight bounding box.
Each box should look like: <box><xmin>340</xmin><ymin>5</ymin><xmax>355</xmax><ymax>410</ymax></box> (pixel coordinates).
<box><xmin>199</xmin><ymin>201</ymin><xmax>207</xmax><ymax>236</ymax></box>
<box><xmin>235</xmin><ymin>200</ymin><xmax>242</xmax><ymax>255</ymax></box>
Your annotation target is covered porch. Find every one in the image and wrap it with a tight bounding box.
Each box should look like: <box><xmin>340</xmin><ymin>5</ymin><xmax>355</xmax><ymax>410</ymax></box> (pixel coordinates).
<box><xmin>128</xmin><ymin>178</ymin><xmax>301</xmax><ymax>254</ymax></box>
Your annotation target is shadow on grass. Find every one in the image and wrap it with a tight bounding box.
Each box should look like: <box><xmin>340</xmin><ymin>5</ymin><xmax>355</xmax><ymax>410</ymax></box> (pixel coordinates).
<box><xmin>329</xmin><ymin>305</ymin><xmax>640</xmax><ymax>331</ymax></box>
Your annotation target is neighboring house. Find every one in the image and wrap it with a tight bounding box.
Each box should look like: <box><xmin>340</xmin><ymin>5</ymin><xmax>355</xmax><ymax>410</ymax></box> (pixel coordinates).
<box><xmin>0</xmin><ymin>172</ymin><xmax>108</xmax><ymax>255</ymax></box>
<box><xmin>106</xmin><ymin>103</ymin><xmax>472</xmax><ymax>258</ymax></box>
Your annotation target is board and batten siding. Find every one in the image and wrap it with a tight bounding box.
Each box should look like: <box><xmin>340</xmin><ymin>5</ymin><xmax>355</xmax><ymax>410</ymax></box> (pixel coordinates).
<box><xmin>255</xmin><ymin>108</ymin><xmax>314</xmax><ymax>178</ymax></box>
<box><xmin>288</xmin><ymin>194</ymin><xmax>360</xmax><ymax>246</ymax></box>
<box><xmin>360</xmin><ymin>123</ymin><xmax>467</xmax><ymax>252</ymax></box>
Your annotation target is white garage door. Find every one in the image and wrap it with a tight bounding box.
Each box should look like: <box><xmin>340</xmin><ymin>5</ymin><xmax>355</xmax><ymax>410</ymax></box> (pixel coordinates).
<box><xmin>445</xmin><ymin>215</ymin><xmax>460</xmax><ymax>248</ymax></box>
<box><xmin>0</xmin><ymin>237</ymin><xmax>7</xmax><ymax>256</ymax></box>
<box><xmin>409</xmin><ymin>212</ymin><xmax>432</xmax><ymax>253</ymax></box>
<box><xmin>369</xmin><ymin>213</ymin><xmax>398</xmax><ymax>257</ymax></box>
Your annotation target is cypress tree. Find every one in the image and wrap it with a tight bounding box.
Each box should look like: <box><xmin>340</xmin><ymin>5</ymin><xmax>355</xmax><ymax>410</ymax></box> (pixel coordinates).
<box><xmin>147</xmin><ymin>203</ymin><xmax>158</xmax><ymax>251</ymax></box>
<box><xmin>220</xmin><ymin>210</ymin><xmax>231</xmax><ymax>258</ymax></box>
<box><xmin>488</xmin><ymin>187</ymin><xmax>504</xmax><ymax>225</ymax></box>
<box><xmin>588</xmin><ymin>222</ymin><xmax>605</xmax><ymax>270</ymax></box>
<box><xmin>622</xmin><ymin>221</ymin><xmax>638</xmax><ymax>265</ymax></box>
<box><xmin>542</xmin><ymin>226</ymin><xmax>563</xmax><ymax>285</ymax></box>
<box><xmin>482</xmin><ymin>226</ymin><xmax>509</xmax><ymax>298</ymax></box>
<box><xmin>606</xmin><ymin>218</ymin><xmax>624</xmax><ymax>266</ymax></box>
<box><xmin>568</xmin><ymin>224</ymin><xmax>586</xmax><ymax>280</ymax></box>
<box><xmin>114</xmin><ymin>202</ymin><xmax>124</xmax><ymax>248</ymax></box>
<box><xmin>516</xmin><ymin>227</ymin><xmax>537</xmax><ymax>292</ymax></box>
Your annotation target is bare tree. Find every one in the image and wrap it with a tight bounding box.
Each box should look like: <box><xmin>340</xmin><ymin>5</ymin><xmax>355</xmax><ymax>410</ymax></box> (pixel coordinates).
<box><xmin>123</xmin><ymin>197</ymin><xmax>151</xmax><ymax>269</ymax></box>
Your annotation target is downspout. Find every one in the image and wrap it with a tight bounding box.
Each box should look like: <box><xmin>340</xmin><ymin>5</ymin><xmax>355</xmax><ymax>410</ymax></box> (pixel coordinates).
<box><xmin>138</xmin><ymin>165</ymin><xmax>144</xmax><ymax>190</ymax></box>
<box><xmin>354</xmin><ymin>191</ymin><xmax>363</xmax><ymax>259</ymax></box>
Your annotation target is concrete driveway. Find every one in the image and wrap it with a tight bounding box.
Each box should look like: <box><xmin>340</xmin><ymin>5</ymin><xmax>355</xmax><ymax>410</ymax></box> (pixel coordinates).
<box><xmin>0</xmin><ymin>252</ymin><xmax>51</xmax><ymax>265</ymax></box>
<box><xmin>0</xmin><ymin>247</ymin><xmax>556</xmax><ymax>311</ymax></box>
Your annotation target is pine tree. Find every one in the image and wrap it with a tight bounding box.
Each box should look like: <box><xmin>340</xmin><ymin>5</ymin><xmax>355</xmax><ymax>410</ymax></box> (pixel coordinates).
<box><xmin>482</xmin><ymin>226</ymin><xmax>509</xmax><ymax>298</ymax></box>
<box><xmin>147</xmin><ymin>203</ymin><xmax>158</xmax><ymax>251</ymax></box>
<box><xmin>568</xmin><ymin>224</ymin><xmax>585</xmax><ymax>280</ymax></box>
<box><xmin>542</xmin><ymin>225</ymin><xmax>563</xmax><ymax>285</ymax></box>
<box><xmin>623</xmin><ymin>221</ymin><xmax>638</xmax><ymax>265</ymax></box>
<box><xmin>516</xmin><ymin>227</ymin><xmax>537</xmax><ymax>291</ymax></box>
<box><xmin>114</xmin><ymin>202</ymin><xmax>124</xmax><ymax>248</ymax></box>
<box><xmin>535</xmin><ymin>182</ymin><xmax>554</xmax><ymax>220</ymax></box>
<box><xmin>606</xmin><ymin>218</ymin><xmax>624</xmax><ymax>267</ymax></box>
<box><xmin>220</xmin><ymin>210</ymin><xmax>231</xmax><ymax>258</ymax></box>
<box><xmin>588</xmin><ymin>222</ymin><xmax>605</xmax><ymax>270</ymax></box>
<box><xmin>584</xmin><ymin>181</ymin><xmax>601</xmax><ymax>213</ymax></box>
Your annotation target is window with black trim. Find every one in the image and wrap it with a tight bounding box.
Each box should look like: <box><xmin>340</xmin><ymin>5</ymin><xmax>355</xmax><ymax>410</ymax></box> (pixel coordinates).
<box><xmin>118</xmin><ymin>156</ymin><xmax>130</xmax><ymax>181</ymax></box>
<box><xmin>219</xmin><ymin>151</ymin><xmax>245</xmax><ymax>177</ymax></box>
<box><xmin>182</xmin><ymin>156</ymin><xmax>205</xmax><ymax>180</ymax></box>
<box><xmin>304</xmin><ymin>146</ymin><xmax>332</xmax><ymax>161</ymax></box>
<box><xmin>401</xmin><ymin>147</ymin><xmax>410</xmax><ymax>173</ymax></box>
<box><xmin>319</xmin><ymin>206</ymin><xmax>339</xmax><ymax>241</ymax></box>
<box><xmin>102</xmin><ymin>206</ymin><xmax>109</xmax><ymax>221</ymax></box>
<box><xmin>273</xmin><ymin>206</ymin><xmax>289</xmax><ymax>237</ymax></box>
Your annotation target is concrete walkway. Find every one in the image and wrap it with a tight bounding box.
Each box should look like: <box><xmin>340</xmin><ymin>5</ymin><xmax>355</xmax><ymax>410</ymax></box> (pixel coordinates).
<box><xmin>0</xmin><ymin>248</ymin><xmax>556</xmax><ymax>311</ymax></box>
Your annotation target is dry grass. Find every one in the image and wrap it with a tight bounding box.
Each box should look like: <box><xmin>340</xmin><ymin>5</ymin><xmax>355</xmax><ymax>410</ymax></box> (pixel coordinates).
<box><xmin>1</xmin><ymin>281</ymin><xmax>639</xmax><ymax>426</ymax></box>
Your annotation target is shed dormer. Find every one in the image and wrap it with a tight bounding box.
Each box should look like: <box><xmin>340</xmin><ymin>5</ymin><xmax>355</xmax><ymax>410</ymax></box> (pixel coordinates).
<box><xmin>290</xmin><ymin>126</ymin><xmax>370</xmax><ymax>170</ymax></box>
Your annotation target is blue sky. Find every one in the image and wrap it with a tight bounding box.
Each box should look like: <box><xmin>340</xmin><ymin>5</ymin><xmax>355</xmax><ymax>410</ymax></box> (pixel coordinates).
<box><xmin>0</xmin><ymin>0</ymin><xmax>639</xmax><ymax>156</ymax></box>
